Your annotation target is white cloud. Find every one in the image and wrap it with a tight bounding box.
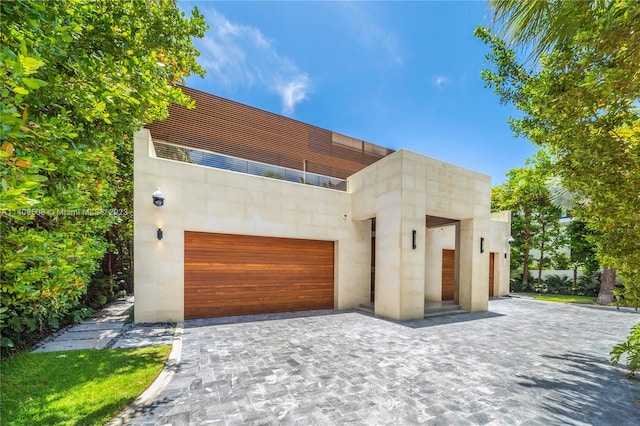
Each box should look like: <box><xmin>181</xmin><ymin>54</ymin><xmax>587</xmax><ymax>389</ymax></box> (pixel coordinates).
<box><xmin>196</xmin><ymin>9</ymin><xmax>310</xmax><ymax>115</ymax></box>
<box><xmin>432</xmin><ymin>75</ymin><xmax>450</xmax><ymax>89</ymax></box>
<box><xmin>336</xmin><ymin>3</ymin><xmax>404</xmax><ymax>66</ymax></box>
<box><xmin>278</xmin><ymin>75</ymin><xmax>311</xmax><ymax>116</ymax></box>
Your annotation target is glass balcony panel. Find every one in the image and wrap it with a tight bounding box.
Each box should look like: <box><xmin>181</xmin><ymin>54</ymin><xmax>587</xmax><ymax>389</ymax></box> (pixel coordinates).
<box><xmin>153</xmin><ymin>141</ymin><xmax>346</xmax><ymax>192</ymax></box>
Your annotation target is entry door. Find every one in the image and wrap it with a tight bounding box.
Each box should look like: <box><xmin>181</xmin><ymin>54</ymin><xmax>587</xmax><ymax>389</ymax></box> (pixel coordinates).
<box><xmin>489</xmin><ymin>252</ymin><xmax>495</xmax><ymax>297</ymax></box>
<box><xmin>442</xmin><ymin>249</ymin><xmax>455</xmax><ymax>300</ymax></box>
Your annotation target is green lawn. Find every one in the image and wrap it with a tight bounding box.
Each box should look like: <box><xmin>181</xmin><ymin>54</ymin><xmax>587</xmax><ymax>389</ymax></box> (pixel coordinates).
<box><xmin>519</xmin><ymin>293</ymin><xmax>597</xmax><ymax>304</ymax></box>
<box><xmin>0</xmin><ymin>345</ymin><xmax>170</xmax><ymax>426</ymax></box>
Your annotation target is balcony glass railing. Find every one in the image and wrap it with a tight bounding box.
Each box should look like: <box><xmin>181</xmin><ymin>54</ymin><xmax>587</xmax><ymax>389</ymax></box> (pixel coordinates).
<box><xmin>152</xmin><ymin>140</ymin><xmax>347</xmax><ymax>191</ymax></box>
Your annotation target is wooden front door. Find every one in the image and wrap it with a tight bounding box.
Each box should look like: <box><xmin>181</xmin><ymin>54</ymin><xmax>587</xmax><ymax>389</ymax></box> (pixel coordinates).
<box><xmin>442</xmin><ymin>249</ymin><xmax>455</xmax><ymax>300</ymax></box>
<box><xmin>489</xmin><ymin>252</ymin><xmax>495</xmax><ymax>297</ymax></box>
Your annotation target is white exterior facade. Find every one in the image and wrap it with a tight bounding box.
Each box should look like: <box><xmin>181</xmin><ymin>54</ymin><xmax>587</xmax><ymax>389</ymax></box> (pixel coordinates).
<box><xmin>134</xmin><ymin>129</ymin><xmax>511</xmax><ymax>323</ymax></box>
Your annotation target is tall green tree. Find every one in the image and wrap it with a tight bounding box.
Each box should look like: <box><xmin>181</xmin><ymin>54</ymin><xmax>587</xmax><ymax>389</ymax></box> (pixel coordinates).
<box><xmin>492</xmin><ymin>152</ymin><xmax>564</xmax><ymax>289</ymax></box>
<box><xmin>0</xmin><ymin>0</ymin><xmax>207</xmax><ymax>349</ymax></box>
<box><xmin>475</xmin><ymin>0</ymin><xmax>640</xmax><ymax>306</ymax></box>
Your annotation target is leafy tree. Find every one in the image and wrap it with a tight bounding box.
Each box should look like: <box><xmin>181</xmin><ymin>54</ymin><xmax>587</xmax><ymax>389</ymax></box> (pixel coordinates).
<box><xmin>0</xmin><ymin>0</ymin><xmax>207</xmax><ymax>350</ymax></box>
<box><xmin>475</xmin><ymin>0</ymin><xmax>640</xmax><ymax>307</ymax></box>
<box><xmin>492</xmin><ymin>152</ymin><xmax>564</xmax><ymax>289</ymax></box>
<box><xmin>566</xmin><ymin>220</ymin><xmax>600</xmax><ymax>288</ymax></box>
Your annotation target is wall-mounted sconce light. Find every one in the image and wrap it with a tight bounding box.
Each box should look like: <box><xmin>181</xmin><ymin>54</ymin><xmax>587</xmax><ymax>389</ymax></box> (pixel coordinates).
<box><xmin>152</xmin><ymin>188</ymin><xmax>165</xmax><ymax>207</ymax></box>
<box><xmin>157</xmin><ymin>228</ymin><xmax>163</xmax><ymax>240</ymax></box>
<box><xmin>412</xmin><ymin>229</ymin><xmax>417</xmax><ymax>249</ymax></box>
<box><xmin>505</xmin><ymin>253</ymin><xmax>508</xmax><ymax>259</ymax></box>
<box><xmin>480</xmin><ymin>237</ymin><xmax>485</xmax><ymax>253</ymax></box>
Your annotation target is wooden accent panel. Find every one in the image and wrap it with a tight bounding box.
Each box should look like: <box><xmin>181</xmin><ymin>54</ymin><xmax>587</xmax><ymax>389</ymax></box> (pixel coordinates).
<box><xmin>489</xmin><ymin>252</ymin><xmax>495</xmax><ymax>297</ymax></box>
<box><xmin>184</xmin><ymin>232</ymin><xmax>334</xmax><ymax>319</ymax></box>
<box><xmin>146</xmin><ymin>86</ymin><xmax>393</xmax><ymax>179</ymax></box>
<box><xmin>442</xmin><ymin>249</ymin><xmax>455</xmax><ymax>300</ymax></box>
<box><xmin>426</xmin><ymin>215</ymin><xmax>460</xmax><ymax>228</ymax></box>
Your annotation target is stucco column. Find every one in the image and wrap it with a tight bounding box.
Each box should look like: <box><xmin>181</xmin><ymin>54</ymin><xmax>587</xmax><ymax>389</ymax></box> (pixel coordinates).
<box><xmin>134</xmin><ymin>130</ymin><xmax>186</xmax><ymax>323</ymax></box>
<box><xmin>373</xmin><ymin>194</ymin><xmax>426</xmax><ymax>321</ymax></box>
<box><xmin>458</xmin><ymin>218</ymin><xmax>489</xmax><ymax>312</ymax></box>
<box><xmin>373</xmin><ymin>191</ymin><xmax>403</xmax><ymax>320</ymax></box>
<box><xmin>399</xmin><ymin>217</ymin><xmax>427</xmax><ymax>320</ymax></box>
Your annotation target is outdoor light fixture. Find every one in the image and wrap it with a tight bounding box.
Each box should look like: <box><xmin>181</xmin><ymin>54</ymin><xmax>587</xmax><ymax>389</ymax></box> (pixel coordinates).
<box><xmin>157</xmin><ymin>228</ymin><xmax>163</xmax><ymax>240</ymax></box>
<box><xmin>152</xmin><ymin>188</ymin><xmax>165</xmax><ymax>207</ymax></box>
<box><xmin>480</xmin><ymin>237</ymin><xmax>485</xmax><ymax>253</ymax></box>
<box><xmin>412</xmin><ymin>229</ymin><xmax>417</xmax><ymax>249</ymax></box>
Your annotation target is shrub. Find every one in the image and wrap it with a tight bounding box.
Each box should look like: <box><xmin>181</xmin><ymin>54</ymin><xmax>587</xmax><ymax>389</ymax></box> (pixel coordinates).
<box><xmin>574</xmin><ymin>273</ymin><xmax>601</xmax><ymax>297</ymax></box>
<box><xmin>544</xmin><ymin>274</ymin><xmax>573</xmax><ymax>295</ymax></box>
<box><xmin>611</xmin><ymin>322</ymin><xmax>640</xmax><ymax>378</ymax></box>
<box><xmin>510</xmin><ymin>272</ymin><xmax>534</xmax><ymax>292</ymax></box>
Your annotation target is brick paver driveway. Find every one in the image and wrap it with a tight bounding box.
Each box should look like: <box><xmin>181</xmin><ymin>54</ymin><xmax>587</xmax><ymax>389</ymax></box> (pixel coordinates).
<box><xmin>128</xmin><ymin>298</ymin><xmax>639</xmax><ymax>425</ymax></box>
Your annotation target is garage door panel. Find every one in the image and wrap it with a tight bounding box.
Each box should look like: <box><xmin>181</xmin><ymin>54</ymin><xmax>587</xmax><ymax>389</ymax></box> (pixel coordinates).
<box><xmin>184</xmin><ymin>232</ymin><xmax>334</xmax><ymax>319</ymax></box>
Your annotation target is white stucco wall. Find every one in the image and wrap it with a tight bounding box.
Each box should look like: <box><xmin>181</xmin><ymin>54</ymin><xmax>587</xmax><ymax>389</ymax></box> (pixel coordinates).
<box><xmin>135</xmin><ymin>130</ymin><xmax>510</xmax><ymax>322</ymax></box>
<box><xmin>134</xmin><ymin>130</ymin><xmax>370</xmax><ymax>322</ymax></box>
<box><xmin>425</xmin><ymin>225</ymin><xmax>456</xmax><ymax>301</ymax></box>
<box><xmin>349</xmin><ymin>150</ymin><xmax>493</xmax><ymax>316</ymax></box>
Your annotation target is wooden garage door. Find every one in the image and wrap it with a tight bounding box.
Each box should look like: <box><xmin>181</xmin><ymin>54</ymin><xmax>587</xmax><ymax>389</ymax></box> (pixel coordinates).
<box><xmin>184</xmin><ymin>232</ymin><xmax>334</xmax><ymax>319</ymax></box>
<box><xmin>442</xmin><ymin>249</ymin><xmax>455</xmax><ymax>300</ymax></box>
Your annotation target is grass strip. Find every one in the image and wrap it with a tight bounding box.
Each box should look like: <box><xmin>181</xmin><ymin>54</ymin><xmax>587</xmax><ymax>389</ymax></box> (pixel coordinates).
<box><xmin>1</xmin><ymin>345</ymin><xmax>170</xmax><ymax>426</ymax></box>
<box><xmin>518</xmin><ymin>292</ymin><xmax>597</xmax><ymax>304</ymax></box>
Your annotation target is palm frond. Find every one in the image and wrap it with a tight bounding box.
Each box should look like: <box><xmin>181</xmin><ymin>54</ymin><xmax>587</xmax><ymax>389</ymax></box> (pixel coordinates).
<box><xmin>488</xmin><ymin>0</ymin><xmax>594</xmax><ymax>62</ymax></box>
<box><xmin>546</xmin><ymin>176</ymin><xmax>581</xmax><ymax>209</ymax></box>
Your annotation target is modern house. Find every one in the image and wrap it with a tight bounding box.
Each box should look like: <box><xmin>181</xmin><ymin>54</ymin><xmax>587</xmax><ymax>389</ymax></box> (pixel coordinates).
<box><xmin>133</xmin><ymin>87</ymin><xmax>512</xmax><ymax>323</ymax></box>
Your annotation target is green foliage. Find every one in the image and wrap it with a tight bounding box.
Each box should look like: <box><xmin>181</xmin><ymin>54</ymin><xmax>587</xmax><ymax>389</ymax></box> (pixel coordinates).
<box><xmin>541</xmin><ymin>274</ymin><xmax>572</xmax><ymax>295</ymax></box>
<box><xmin>265</xmin><ymin>171</ymin><xmax>285</xmax><ymax>180</ymax></box>
<box><xmin>510</xmin><ymin>272</ymin><xmax>534</xmax><ymax>293</ymax></box>
<box><xmin>575</xmin><ymin>273</ymin><xmax>602</xmax><ymax>297</ymax></box>
<box><xmin>529</xmin><ymin>294</ymin><xmax>597</xmax><ymax>304</ymax></box>
<box><xmin>0</xmin><ymin>345</ymin><xmax>171</xmax><ymax>425</ymax></box>
<box><xmin>476</xmin><ymin>0</ymin><xmax>640</xmax><ymax>307</ymax></box>
<box><xmin>611</xmin><ymin>322</ymin><xmax>640</xmax><ymax>378</ymax></box>
<box><xmin>492</xmin><ymin>152</ymin><xmax>566</xmax><ymax>286</ymax></box>
<box><xmin>0</xmin><ymin>0</ymin><xmax>207</xmax><ymax>351</ymax></box>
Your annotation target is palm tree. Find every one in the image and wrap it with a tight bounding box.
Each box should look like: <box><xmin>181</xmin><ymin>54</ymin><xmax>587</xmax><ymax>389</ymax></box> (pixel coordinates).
<box><xmin>489</xmin><ymin>0</ymin><xmax>640</xmax><ymax>63</ymax></box>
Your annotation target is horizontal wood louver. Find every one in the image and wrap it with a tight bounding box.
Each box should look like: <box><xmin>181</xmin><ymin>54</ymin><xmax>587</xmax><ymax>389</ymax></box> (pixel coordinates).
<box><xmin>145</xmin><ymin>86</ymin><xmax>393</xmax><ymax>179</ymax></box>
<box><xmin>184</xmin><ymin>232</ymin><xmax>335</xmax><ymax>319</ymax></box>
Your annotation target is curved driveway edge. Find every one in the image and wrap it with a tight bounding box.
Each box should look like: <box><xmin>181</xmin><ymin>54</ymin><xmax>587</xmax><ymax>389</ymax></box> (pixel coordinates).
<box><xmin>124</xmin><ymin>299</ymin><xmax>639</xmax><ymax>425</ymax></box>
<box><xmin>106</xmin><ymin>322</ymin><xmax>184</xmax><ymax>426</ymax></box>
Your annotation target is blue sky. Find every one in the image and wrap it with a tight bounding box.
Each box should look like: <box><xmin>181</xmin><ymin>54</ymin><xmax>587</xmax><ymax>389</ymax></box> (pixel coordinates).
<box><xmin>178</xmin><ymin>1</ymin><xmax>538</xmax><ymax>185</ymax></box>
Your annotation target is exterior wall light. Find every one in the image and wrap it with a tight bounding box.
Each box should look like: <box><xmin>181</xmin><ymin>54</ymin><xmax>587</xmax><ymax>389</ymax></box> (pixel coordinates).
<box><xmin>412</xmin><ymin>230</ymin><xmax>417</xmax><ymax>249</ymax></box>
<box><xmin>505</xmin><ymin>236</ymin><xmax>514</xmax><ymax>258</ymax></box>
<box><xmin>157</xmin><ymin>228</ymin><xmax>163</xmax><ymax>240</ymax></box>
<box><xmin>480</xmin><ymin>237</ymin><xmax>485</xmax><ymax>253</ymax></box>
<box><xmin>152</xmin><ymin>188</ymin><xmax>165</xmax><ymax>207</ymax></box>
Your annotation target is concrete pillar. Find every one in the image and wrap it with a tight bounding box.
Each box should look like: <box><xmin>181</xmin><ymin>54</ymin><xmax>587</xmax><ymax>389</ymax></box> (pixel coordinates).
<box><xmin>373</xmin><ymin>194</ymin><xmax>426</xmax><ymax>321</ymax></box>
<box><xmin>458</xmin><ymin>218</ymin><xmax>489</xmax><ymax>312</ymax></box>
